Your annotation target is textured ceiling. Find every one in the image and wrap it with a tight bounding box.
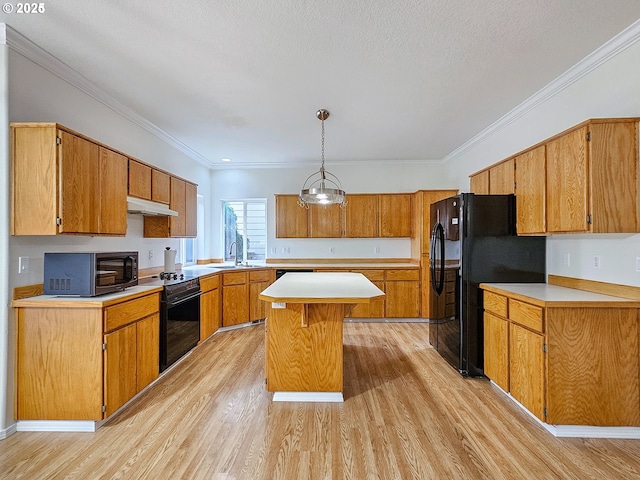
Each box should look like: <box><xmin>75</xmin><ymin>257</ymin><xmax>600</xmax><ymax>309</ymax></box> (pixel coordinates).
<box><xmin>3</xmin><ymin>1</ymin><xmax>640</xmax><ymax>168</ymax></box>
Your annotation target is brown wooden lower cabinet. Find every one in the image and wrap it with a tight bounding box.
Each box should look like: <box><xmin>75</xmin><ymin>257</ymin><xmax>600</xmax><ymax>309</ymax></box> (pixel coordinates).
<box><xmin>200</xmin><ymin>274</ymin><xmax>221</xmax><ymax>341</ymax></box>
<box><xmin>15</xmin><ymin>290</ymin><xmax>161</xmax><ymax>421</ymax></box>
<box><xmin>384</xmin><ymin>269</ymin><xmax>420</xmax><ymax>318</ymax></box>
<box><xmin>222</xmin><ymin>269</ymin><xmax>275</xmax><ymax>327</ymax></box>
<box><xmin>482</xmin><ymin>286</ymin><xmax>640</xmax><ymax>426</ymax></box>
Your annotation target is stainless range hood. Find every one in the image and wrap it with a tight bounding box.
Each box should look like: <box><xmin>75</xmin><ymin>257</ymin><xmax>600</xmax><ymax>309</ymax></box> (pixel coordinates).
<box><xmin>127</xmin><ymin>196</ymin><xmax>178</xmax><ymax>216</ymax></box>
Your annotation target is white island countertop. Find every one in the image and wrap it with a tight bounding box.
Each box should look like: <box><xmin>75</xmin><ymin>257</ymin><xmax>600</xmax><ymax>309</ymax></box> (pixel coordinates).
<box><xmin>259</xmin><ymin>272</ymin><xmax>385</xmax><ymax>304</ymax></box>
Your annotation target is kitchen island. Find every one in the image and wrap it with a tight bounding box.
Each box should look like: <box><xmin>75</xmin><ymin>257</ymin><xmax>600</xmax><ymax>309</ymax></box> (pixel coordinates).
<box><xmin>259</xmin><ymin>272</ymin><xmax>385</xmax><ymax>402</ymax></box>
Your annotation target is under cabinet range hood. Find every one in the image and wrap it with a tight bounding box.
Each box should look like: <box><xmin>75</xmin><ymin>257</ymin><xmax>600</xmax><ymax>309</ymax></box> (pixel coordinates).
<box><xmin>126</xmin><ymin>196</ymin><xmax>178</xmax><ymax>216</ymax></box>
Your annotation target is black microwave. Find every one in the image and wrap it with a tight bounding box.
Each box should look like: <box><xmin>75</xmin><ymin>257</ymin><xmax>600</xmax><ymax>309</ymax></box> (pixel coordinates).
<box><xmin>44</xmin><ymin>252</ymin><xmax>138</xmax><ymax>296</ymax></box>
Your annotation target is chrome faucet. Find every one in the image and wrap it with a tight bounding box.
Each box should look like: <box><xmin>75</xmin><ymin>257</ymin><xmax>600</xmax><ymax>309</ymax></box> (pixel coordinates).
<box><xmin>229</xmin><ymin>241</ymin><xmax>240</xmax><ymax>266</ymax></box>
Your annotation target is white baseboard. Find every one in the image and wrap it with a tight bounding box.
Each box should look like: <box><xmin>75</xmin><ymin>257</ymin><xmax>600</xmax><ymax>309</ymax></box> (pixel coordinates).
<box><xmin>17</xmin><ymin>420</ymin><xmax>98</xmax><ymax>433</ymax></box>
<box><xmin>490</xmin><ymin>381</ymin><xmax>640</xmax><ymax>439</ymax></box>
<box><xmin>272</xmin><ymin>391</ymin><xmax>344</xmax><ymax>402</ymax></box>
<box><xmin>0</xmin><ymin>422</ymin><xmax>17</xmax><ymax>439</ymax></box>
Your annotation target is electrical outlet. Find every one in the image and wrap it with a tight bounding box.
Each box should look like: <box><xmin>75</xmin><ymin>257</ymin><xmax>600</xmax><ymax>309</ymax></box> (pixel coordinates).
<box><xmin>18</xmin><ymin>256</ymin><xmax>29</xmax><ymax>274</ymax></box>
<box><xmin>563</xmin><ymin>253</ymin><xmax>570</xmax><ymax>267</ymax></box>
<box><xmin>270</xmin><ymin>247</ymin><xmax>277</xmax><ymax>255</ymax></box>
<box><xmin>148</xmin><ymin>249</ymin><xmax>154</xmax><ymax>260</ymax></box>
<box><xmin>636</xmin><ymin>257</ymin><xmax>640</xmax><ymax>272</ymax></box>
<box><xmin>374</xmin><ymin>246</ymin><xmax>380</xmax><ymax>254</ymax></box>
<box><xmin>281</xmin><ymin>247</ymin><xmax>290</xmax><ymax>254</ymax></box>
<box><xmin>593</xmin><ymin>255</ymin><xmax>601</xmax><ymax>269</ymax></box>
<box><xmin>329</xmin><ymin>247</ymin><xmax>335</xmax><ymax>254</ymax></box>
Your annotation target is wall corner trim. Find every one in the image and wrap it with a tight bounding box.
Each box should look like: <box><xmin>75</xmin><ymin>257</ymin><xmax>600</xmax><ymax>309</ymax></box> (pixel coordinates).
<box><xmin>0</xmin><ymin>23</ymin><xmax>6</xmax><ymax>44</ymax></box>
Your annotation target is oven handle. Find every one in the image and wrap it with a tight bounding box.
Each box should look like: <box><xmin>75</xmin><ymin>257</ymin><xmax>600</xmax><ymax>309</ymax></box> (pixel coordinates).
<box><xmin>165</xmin><ymin>291</ymin><xmax>203</xmax><ymax>308</ymax></box>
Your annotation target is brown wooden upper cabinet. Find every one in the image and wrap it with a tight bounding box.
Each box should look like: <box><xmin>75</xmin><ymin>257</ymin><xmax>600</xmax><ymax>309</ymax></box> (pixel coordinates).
<box><xmin>469</xmin><ymin>160</ymin><xmax>514</xmax><ymax>195</ymax></box>
<box><xmin>546</xmin><ymin>120</ymin><xmax>639</xmax><ymax>233</ymax></box>
<box><xmin>470</xmin><ymin>118</ymin><xmax>640</xmax><ymax>235</ymax></box>
<box><xmin>379</xmin><ymin>194</ymin><xmax>412</xmax><ymax>237</ymax></box>
<box><xmin>489</xmin><ymin>159</ymin><xmax>515</xmax><ymax>194</ymax></box>
<box><xmin>128</xmin><ymin>159</ymin><xmax>171</xmax><ymax>205</ymax></box>
<box><xmin>469</xmin><ymin>170</ymin><xmax>489</xmax><ymax>194</ymax></box>
<box><xmin>345</xmin><ymin>194</ymin><xmax>378</xmax><ymax>237</ymax></box>
<box><xmin>11</xmin><ymin>123</ymin><xmax>127</xmax><ymax>236</ymax></box>
<box><xmin>515</xmin><ymin>145</ymin><xmax>546</xmax><ymax>235</ymax></box>
<box><xmin>128</xmin><ymin>159</ymin><xmax>152</xmax><ymax>200</ymax></box>
<box><xmin>275</xmin><ymin>193</ymin><xmax>412</xmax><ymax>238</ymax></box>
<box><xmin>309</xmin><ymin>203</ymin><xmax>343</xmax><ymax>238</ymax></box>
<box><xmin>144</xmin><ymin>176</ymin><xmax>197</xmax><ymax>238</ymax></box>
<box><xmin>275</xmin><ymin>194</ymin><xmax>309</xmax><ymax>238</ymax></box>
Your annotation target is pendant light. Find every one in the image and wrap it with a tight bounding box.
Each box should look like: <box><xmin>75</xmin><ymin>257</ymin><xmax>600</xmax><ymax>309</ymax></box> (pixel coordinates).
<box><xmin>298</xmin><ymin>109</ymin><xmax>346</xmax><ymax>207</ymax></box>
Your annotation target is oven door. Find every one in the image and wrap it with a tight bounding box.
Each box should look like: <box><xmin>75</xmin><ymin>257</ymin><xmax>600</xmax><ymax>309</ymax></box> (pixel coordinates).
<box><xmin>160</xmin><ymin>291</ymin><xmax>202</xmax><ymax>372</ymax></box>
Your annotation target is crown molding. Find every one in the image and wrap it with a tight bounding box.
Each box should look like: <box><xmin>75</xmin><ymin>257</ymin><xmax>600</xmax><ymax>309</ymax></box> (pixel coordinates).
<box><xmin>442</xmin><ymin>18</ymin><xmax>640</xmax><ymax>164</ymax></box>
<box><xmin>4</xmin><ymin>25</ymin><xmax>215</xmax><ymax>168</ymax></box>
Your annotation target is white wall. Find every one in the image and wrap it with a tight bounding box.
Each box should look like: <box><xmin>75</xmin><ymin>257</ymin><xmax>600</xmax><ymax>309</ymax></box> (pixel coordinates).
<box><xmin>444</xmin><ymin>36</ymin><xmax>640</xmax><ymax>287</ymax></box>
<box><xmin>2</xmin><ymin>48</ymin><xmax>213</xmax><ymax>434</ymax></box>
<box><xmin>209</xmin><ymin>162</ymin><xmax>454</xmax><ymax>260</ymax></box>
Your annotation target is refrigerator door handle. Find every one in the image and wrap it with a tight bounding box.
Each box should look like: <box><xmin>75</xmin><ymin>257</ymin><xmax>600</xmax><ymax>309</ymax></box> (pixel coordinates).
<box><xmin>430</xmin><ymin>222</ymin><xmax>445</xmax><ymax>295</ymax></box>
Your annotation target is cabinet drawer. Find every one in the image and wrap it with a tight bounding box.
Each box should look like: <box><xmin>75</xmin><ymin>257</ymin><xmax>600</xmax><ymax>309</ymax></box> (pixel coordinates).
<box><xmin>484</xmin><ymin>292</ymin><xmax>508</xmax><ymax>317</ymax></box>
<box><xmin>249</xmin><ymin>269</ymin><xmax>272</xmax><ymax>282</ymax></box>
<box><xmin>200</xmin><ymin>274</ymin><xmax>220</xmax><ymax>291</ymax></box>
<box><xmin>385</xmin><ymin>269</ymin><xmax>419</xmax><ymax>281</ymax></box>
<box><xmin>223</xmin><ymin>271</ymin><xmax>248</xmax><ymax>286</ymax></box>
<box><xmin>351</xmin><ymin>269</ymin><xmax>385</xmax><ymax>281</ymax></box>
<box><xmin>509</xmin><ymin>299</ymin><xmax>543</xmax><ymax>332</ymax></box>
<box><xmin>104</xmin><ymin>293</ymin><xmax>159</xmax><ymax>332</ymax></box>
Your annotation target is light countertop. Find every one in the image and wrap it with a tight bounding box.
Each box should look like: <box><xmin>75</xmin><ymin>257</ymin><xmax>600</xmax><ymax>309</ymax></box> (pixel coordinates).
<box><xmin>12</xmin><ymin>285</ymin><xmax>163</xmax><ymax>308</ymax></box>
<box><xmin>259</xmin><ymin>272</ymin><xmax>385</xmax><ymax>304</ymax></box>
<box><xmin>480</xmin><ymin>283</ymin><xmax>640</xmax><ymax>308</ymax></box>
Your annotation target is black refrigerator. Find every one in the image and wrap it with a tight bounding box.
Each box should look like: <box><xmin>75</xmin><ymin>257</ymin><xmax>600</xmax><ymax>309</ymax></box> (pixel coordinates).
<box><xmin>428</xmin><ymin>193</ymin><xmax>545</xmax><ymax>377</ymax></box>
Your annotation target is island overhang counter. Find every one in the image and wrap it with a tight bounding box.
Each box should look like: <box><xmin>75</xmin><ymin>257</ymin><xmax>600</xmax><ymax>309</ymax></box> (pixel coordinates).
<box><xmin>259</xmin><ymin>272</ymin><xmax>385</xmax><ymax>402</ymax></box>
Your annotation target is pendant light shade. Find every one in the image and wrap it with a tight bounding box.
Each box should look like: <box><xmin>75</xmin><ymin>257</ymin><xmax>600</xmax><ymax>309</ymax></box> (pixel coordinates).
<box><xmin>299</xmin><ymin>109</ymin><xmax>346</xmax><ymax>207</ymax></box>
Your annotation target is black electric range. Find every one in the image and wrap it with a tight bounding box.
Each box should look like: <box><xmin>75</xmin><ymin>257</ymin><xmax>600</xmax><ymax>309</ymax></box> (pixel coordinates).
<box><xmin>147</xmin><ymin>272</ymin><xmax>203</xmax><ymax>372</ymax></box>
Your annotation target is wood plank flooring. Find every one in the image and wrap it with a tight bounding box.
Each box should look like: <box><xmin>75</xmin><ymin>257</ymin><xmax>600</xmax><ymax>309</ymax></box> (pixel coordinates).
<box><xmin>2</xmin><ymin>322</ymin><xmax>640</xmax><ymax>479</ymax></box>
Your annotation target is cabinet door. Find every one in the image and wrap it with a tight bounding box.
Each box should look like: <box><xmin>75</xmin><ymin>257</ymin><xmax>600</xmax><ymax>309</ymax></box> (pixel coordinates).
<box><xmin>185</xmin><ymin>182</ymin><xmax>198</xmax><ymax>237</ymax></box>
<box><xmin>509</xmin><ymin>323</ymin><xmax>545</xmax><ymax>421</ymax></box>
<box><xmin>309</xmin><ymin>203</ymin><xmax>343</xmax><ymax>238</ymax></box>
<box><xmin>470</xmin><ymin>171</ymin><xmax>489</xmax><ymax>194</ymax></box>
<box><xmin>201</xmin><ymin>288</ymin><xmax>220</xmax><ymax>340</ymax></box>
<box><xmin>350</xmin><ymin>280</ymin><xmax>385</xmax><ymax>318</ymax></box>
<box><xmin>379</xmin><ymin>194</ymin><xmax>412</xmax><ymax>237</ymax></box>
<box><xmin>16</xmin><ymin>307</ymin><xmax>103</xmax><ymax>421</ymax></box>
<box><xmin>152</xmin><ymin>169</ymin><xmax>171</xmax><ymax>204</ymax></box>
<box><xmin>99</xmin><ymin>147</ymin><xmax>128</xmax><ymax>235</ymax></box>
<box><xmin>104</xmin><ymin>323</ymin><xmax>137</xmax><ymax>418</ymax></box>
<box><xmin>345</xmin><ymin>194</ymin><xmax>378</xmax><ymax>237</ymax></box>
<box><xmin>222</xmin><ymin>284</ymin><xmax>249</xmax><ymax>326</ymax></box>
<box><xmin>170</xmin><ymin>177</ymin><xmax>187</xmax><ymax>237</ymax></box>
<box><xmin>546</xmin><ymin>127</ymin><xmax>589</xmax><ymax>233</ymax></box>
<box><xmin>250</xmin><ymin>280</ymin><xmax>270</xmax><ymax>321</ymax></box>
<box><xmin>515</xmin><ymin>146</ymin><xmax>546</xmax><ymax>234</ymax></box>
<box><xmin>484</xmin><ymin>312</ymin><xmax>509</xmax><ymax>391</ymax></box>
<box><xmin>136</xmin><ymin>314</ymin><xmax>159</xmax><ymax>393</ymax></box>
<box><xmin>59</xmin><ymin>131</ymin><xmax>100</xmax><ymax>234</ymax></box>
<box><xmin>385</xmin><ymin>280</ymin><xmax>420</xmax><ymax>318</ymax></box>
<box><xmin>489</xmin><ymin>159</ymin><xmax>515</xmax><ymax>194</ymax></box>
<box><xmin>128</xmin><ymin>159</ymin><xmax>152</xmax><ymax>200</ymax></box>
<box><xmin>275</xmin><ymin>195</ymin><xmax>308</xmax><ymax>238</ymax></box>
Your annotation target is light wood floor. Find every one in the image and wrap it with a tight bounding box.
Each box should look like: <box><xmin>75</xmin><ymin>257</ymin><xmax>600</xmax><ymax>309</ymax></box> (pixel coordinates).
<box><xmin>2</xmin><ymin>322</ymin><xmax>640</xmax><ymax>479</ymax></box>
